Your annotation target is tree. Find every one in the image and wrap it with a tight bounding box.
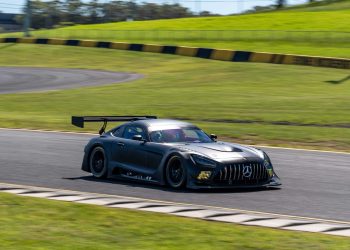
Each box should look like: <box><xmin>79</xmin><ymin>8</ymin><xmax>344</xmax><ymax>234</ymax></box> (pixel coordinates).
<box><xmin>102</xmin><ymin>1</ymin><xmax>130</xmax><ymax>22</ymax></box>
<box><xmin>276</xmin><ymin>0</ymin><xmax>286</xmax><ymax>9</ymax></box>
<box><xmin>46</xmin><ymin>0</ymin><xmax>63</xmax><ymax>28</ymax></box>
<box><xmin>16</xmin><ymin>0</ymin><xmax>207</xmax><ymax>29</ymax></box>
<box><xmin>62</xmin><ymin>0</ymin><xmax>84</xmax><ymax>23</ymax></box>
<box><xmin>87</xmin><ymin>0</ymin><xmax>102</xmax><ymax>24</ymax></box>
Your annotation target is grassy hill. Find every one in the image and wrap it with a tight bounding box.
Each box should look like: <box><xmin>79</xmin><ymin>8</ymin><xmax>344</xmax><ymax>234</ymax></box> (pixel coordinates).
<box><xmin>1</xmin><ymin>1</ymin><xmax>349</xmax><ymax>58</ymax></box>
<box><xmin>2</xmin><ymin>0</ymin><xmax>348</xmax><ymax>58</ymax></box>
<box><xmin>61</xmin><ymin>1</ymin><xmax>350</xmax><ymax>31</ymax></box>
<box><xmin>284</xmin><ymin>0</ymin><xmax>350</xmax><ymax>12</ymax></box>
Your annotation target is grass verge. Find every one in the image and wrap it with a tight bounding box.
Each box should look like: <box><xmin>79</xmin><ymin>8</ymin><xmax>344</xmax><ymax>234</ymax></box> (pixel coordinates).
<box><xmin>0</xmin><ymin>44</ymin><xmax>350</xmax><ymax>151</ymax></box>
<box><xmin>0</xmin><ymin>192</ymin><xmax>349</xmax><ymax>249</ymax></box>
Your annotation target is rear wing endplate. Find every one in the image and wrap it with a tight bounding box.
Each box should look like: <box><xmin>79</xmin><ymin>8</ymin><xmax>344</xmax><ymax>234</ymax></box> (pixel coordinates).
<box><xmin>71</xmin><ymin>116</ymin><xmax>157</xmax><ymax>135</ymax></box>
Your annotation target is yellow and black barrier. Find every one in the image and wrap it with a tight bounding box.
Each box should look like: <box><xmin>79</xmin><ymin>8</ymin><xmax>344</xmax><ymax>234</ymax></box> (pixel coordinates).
<box><xmin>1</xmin><ymin>37</ymin><xmax>349</xmax><ymax>69</ymax></box>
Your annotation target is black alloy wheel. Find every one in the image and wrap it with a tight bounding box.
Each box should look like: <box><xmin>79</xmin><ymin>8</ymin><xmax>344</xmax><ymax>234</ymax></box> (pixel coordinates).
<box><xmin>166</xmin><ymin>155</ymin><xmax>186</xmax><ymax>188</ymax></box>
<box><xmin>89</xmin><ymin>147</ymin><xmax>108</xmax><ymax>178</ymax></box>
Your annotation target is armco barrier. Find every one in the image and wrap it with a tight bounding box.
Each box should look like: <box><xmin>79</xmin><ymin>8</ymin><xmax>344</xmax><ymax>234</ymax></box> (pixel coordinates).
<box><xmin>1</xmin><ymin>37</ymin><xmax>349</xmax><ymax>69</ymax></box>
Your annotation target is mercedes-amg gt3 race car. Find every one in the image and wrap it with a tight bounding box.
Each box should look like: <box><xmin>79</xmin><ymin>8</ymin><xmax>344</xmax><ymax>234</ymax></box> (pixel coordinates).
<box><xmin>72</xmin><ymin>116</ymin><xmax>281</xmax><ymax>189</ymax></box>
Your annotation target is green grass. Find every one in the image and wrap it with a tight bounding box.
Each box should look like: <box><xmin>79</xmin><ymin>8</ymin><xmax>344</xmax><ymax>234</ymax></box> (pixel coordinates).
<box><xmin>0</xmin><ymin>44</ymin><xmax>350</xmax><ymax>150</ymax></box>
<box><xmin>1</xmin><ymin>0</ymin><xmax>349</xmax><ymax>58</ymax></box>
<box><xmin>50</xmin><ymin>0</ymin><xmax>350</xmax><ymax>31</ymax></box>
<box><xmin>64</xmin><ymin>10</ymin><xmax>350</xmax><ymax>31</ymax></box>
<box><xmin>0</xmin><ymin>192</ymin><xmax>349</xmax><ymax>249</ymax></box>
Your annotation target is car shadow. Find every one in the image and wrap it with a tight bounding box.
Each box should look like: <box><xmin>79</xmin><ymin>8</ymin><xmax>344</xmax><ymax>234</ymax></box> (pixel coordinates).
<box><xmin>63</xmin><ymin>175</ymin><xmax>280</xmax><ymax>194</ymax></box>
<box><xmin>325</xmin><ymin>75</ymin><xmax>350</xmax><ymax>84</ymax></box>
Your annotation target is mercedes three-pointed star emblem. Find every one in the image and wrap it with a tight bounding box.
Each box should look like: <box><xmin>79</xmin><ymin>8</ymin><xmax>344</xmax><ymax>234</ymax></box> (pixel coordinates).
<box><xmin>242</xmin><ymin>165</ymin><xmax>253</xmax><ymax>178</ymax></box>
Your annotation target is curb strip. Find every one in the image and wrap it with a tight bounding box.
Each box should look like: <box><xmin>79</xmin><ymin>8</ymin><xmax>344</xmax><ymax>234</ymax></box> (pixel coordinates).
<box><xmin>0</xmin><ymin>37</ymin><xmax>349</xmax><ymax>69</ymax></box>
<box><xmin>0</xmin><ymin>182</ymin><xmax>349</xmax><ymax>237</ymax></box>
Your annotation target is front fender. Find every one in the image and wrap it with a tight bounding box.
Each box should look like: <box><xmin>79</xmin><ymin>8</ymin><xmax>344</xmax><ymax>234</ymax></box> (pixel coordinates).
<box><xmin>156</xmin><ymin>150</ymin><xmax>192</xmax><ymax>185</ymax></box>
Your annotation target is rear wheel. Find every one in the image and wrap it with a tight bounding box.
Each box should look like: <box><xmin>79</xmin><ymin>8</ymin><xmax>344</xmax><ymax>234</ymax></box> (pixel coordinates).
<box><xmin>165</xmin><ymin>155</ymin><xmax>186</xmax><ymax>189</ymax></box>
<box><xmin>89</xmin><ymin>147</ymin><xmax>107</xmax><ymax>178</ymax></box>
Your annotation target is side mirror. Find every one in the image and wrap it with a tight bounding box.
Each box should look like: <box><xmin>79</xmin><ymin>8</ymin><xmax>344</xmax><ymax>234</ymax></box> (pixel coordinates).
<box><xmin>132</xmin><ymin>135</ymin><xmax>144</xmax><ymax>141</ymax></box>
<box><xmin>210</xmin><ymin>134</ymin><xmax>217</xmax><ymax>140</ymax></box>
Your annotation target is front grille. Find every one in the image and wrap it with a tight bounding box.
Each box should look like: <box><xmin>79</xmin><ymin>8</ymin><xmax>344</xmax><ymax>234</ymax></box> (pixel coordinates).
<box><xmin>213</xmin><ymin>162</ymin><xmax>269</xmax><ymax>186</ymax></box>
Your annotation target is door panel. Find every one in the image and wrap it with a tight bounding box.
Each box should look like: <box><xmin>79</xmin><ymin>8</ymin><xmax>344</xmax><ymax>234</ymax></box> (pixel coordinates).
<box><xmin>123</xmin><ymin>139</ymin><xmax>148</xmax><ymax>170</ymax></box>
<box><xmin>120</xmin><ymin>125</ymin><xmax>148</xmax><ymax>172</ymax></box>
<box><xmin>144</xmin><ymin>142</ymin><xmax>167</xmax><ymax>170</ymax></box>
<box><xmin>110</xmin><ymin>138</ymin><xmax>128</xmax><ymax>166</ymax></box>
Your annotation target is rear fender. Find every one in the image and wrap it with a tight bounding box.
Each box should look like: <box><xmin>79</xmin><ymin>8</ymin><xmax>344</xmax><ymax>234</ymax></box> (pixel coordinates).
<box><xmin>82</xmin><ymin>140</ymin><xmax>109</xmax><ymax>173</ymax></box>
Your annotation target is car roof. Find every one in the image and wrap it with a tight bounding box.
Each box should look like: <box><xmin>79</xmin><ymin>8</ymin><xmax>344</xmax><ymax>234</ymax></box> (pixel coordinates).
<box><xmin>126</xmin><ymin>118</ymin><xmax>195</xmax><ymax>128</ymax></box>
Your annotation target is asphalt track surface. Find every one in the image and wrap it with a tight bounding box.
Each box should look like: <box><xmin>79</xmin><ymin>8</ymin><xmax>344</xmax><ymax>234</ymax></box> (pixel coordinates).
<box><xmin>0</xmin><ymin>67</ymin><xmax>142</xmax><ymax>94</ymax></box>
<box><xmin>0</xmin><ymin>129</ymin><xmax>349</xmax><ymax>222</ymax></box>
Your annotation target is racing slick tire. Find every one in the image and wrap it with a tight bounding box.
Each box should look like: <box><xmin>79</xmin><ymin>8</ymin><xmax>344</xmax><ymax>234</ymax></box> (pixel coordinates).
<box><xmin>165</xmin><ymin>155</ymin><xmax>187</xmax><ymax>189</ymax></box>
<box><xmin>89</xmin><ymin>146</ymin><xmax>108</xmax><ymax>178</ymax></box>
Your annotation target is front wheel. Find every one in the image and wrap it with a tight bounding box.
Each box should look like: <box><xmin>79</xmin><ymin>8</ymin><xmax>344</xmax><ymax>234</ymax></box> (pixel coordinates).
<box><xmin>165</xmin><ymin>155</ymin><xmax>186</xmax><ymax>189</ymax></box>
<box><xmin>89</xmin><ymin>146</ymin><xmax>108</xmax><ymax>178</ymax></box>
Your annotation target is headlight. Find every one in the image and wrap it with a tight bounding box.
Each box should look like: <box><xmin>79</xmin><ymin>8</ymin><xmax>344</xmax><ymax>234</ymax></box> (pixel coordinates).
<box><xmin>190</xmin><ymin>154</ymin><xmax>217</xmax><ymax>168</ymax></box>
<box><xmin>263</xmin><ymin>152</ymin><xmax>273</xmax><ymax>168</ymax></box>
<box><xmin>263</xmin><ymin>152</ymin><xmax>274</xmax><ymax>177</ymax></box>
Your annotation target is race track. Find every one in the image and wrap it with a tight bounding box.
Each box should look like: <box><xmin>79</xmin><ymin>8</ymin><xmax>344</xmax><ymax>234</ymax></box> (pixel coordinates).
<box><xmin>0</xmin><ymin>129</ymin><xmax>349</xmax><ymax>222</ymax></box>
<box><xmin>0</xmin><ymin>67</ymin><xmax>142</xmax><ymax>94</ymax></box>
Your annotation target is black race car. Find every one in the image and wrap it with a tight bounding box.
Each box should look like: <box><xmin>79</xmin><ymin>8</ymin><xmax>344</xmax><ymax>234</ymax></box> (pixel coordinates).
<box><xmin>72</xmin><ymin>116</ymin><xmax>281</xmax><ymax>189</ymax></box>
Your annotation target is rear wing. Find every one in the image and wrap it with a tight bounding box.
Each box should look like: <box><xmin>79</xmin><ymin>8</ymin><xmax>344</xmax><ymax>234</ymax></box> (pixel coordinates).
<box><xmin>72</xmin><ymin>116</ymin><xmax>157</xmax><ymax>135</ymax></box>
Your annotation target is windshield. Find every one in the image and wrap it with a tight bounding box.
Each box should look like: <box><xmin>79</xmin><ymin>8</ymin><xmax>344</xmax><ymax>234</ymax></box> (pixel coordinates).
<box><xmin>149</xmin><ymin>127</ymin><xmax>213</xmax><ymax>143</ymax></box>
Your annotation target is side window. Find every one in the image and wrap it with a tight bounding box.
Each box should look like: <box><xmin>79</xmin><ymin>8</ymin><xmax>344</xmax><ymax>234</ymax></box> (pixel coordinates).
<box><xmin>183</xmin><ymin>129</ymin><xmax>198</xmax><ymax>139</ymax></box>
<box><xmin>123</xmin><ymin>126</ymin><xmax>147</xmax><ymax>140</ymax></box>
<box><xmin>111</xmin><ymin>126</ymin><xmax>124</xmax><ymax>138</ymax></box>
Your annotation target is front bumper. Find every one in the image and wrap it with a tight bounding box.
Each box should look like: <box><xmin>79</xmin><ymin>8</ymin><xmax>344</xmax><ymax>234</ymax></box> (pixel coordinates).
<box><xmin>187</xmin><ymin>175</ymin><xmax>281</xmax><ymax>189</ymax></box>
<box><xmin>186</xmin><ymin>160</ymin><xmax>282</xmax><ymax>189</ymax></box>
